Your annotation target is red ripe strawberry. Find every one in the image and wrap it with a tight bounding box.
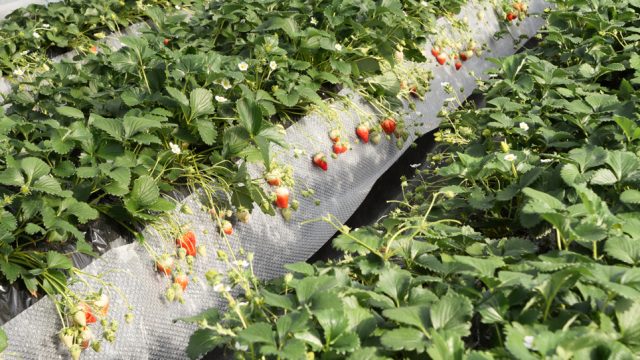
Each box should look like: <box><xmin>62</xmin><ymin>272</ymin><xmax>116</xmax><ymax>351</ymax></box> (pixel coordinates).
<box><xmin>460</xmin><ymin>52</ymin><xmax>468</xmax><ymax>61</ymax></box>
<box><xmin>329</xmin><ymin>129</ymin><xmax>340</xmax><ymax>143</ymax></box>
<box><xmin>174</xmin><ymin>273</ymin><xmax>189</xmax><ymax>291</ymax></box>
<box><xmin>333</xmin><ymin>142</ymin><xmax>348</xmax><ymax>154</ymax></box>
<box><xmin>380</xmin><ymin>118</ymin><xmax>397</xmax><ymax>135</ymax></box>
<box><xmin>436</xmin><ymin>54</ymin><xmax>447</xmax><ymax>65</ymax></box>
<box><xmin>431</xmin><ymin>47</ymin><xmax>440</xmax><ymax>57</ymax></box>
<box><xmin>455</xmin><ymin>61</ymin><xmax>463</xmax><ymax>71</ymax></box>
<box><xmin>356</xmin><ymin>124</ymin><xmax>370</xmax><ymax>143</ymax></box>
<box><xmin>313</xmin><ymin>152</ymin><xmax>328</xmax><ymax>171</ymax></box>
<box><xmin>176</xmin><ymin>231</ymin><xmax>197</xmax><ymax>257</ymax></box>
<box><xmin>506</xmin><ymin>12</ymin><xmax>517</xmax><ymax>21</ymax></box>
<box><xmin>221</xmin><ymin>220</ymin><xmax>233</xmax><ymax>235</ymax></box>
<box><xmin>81</xmin><ymin>303</ymin><xmax>97</xmax><ymax>324</ymax></box>
<box><xmin>265</xmin><ymin>172</ymin><xmax>281</xmax><ymax>186</ymax></box>
<box><xmin>275</xmin><ymin>187</ymin><xmax>289</xmax><ymax>209</ymax></box>
<box><xmin>163</xmin><ymin>38</ymin><xmax>170</xmax><ymax>46</ymax></box>
<box><xmin>156</xmin><ymin>254</ymin><xmax>174</xmax><ymax>276</ymax></box>
<box><xmin>89</xmin><ymin>45</ymin><xmax>98</xmax><ymax>54</ymax></box>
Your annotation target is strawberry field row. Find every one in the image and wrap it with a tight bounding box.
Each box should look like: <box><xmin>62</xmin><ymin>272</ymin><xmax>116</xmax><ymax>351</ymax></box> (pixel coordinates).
<box><xmin>0</xmin><ymin>0</ymin><xmax>539</xmax><ymax>358</ymax></box>
<box><xmin>177</xmin><ymin>0</ymin><xmax>640</xmax><ymax>359</ymax></box>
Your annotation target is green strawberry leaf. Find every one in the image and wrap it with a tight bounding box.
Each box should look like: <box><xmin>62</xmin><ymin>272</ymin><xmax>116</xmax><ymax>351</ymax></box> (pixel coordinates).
<box><xmin>56</xmin><ymin>106</ymin><xmax>85</xmax><ymax>119</ymax></box>
<box><xmin>46</xmin><ymin>251</ymin><xmax>73</xmax><ymax>270</ymax></box>
<box><xmin>186</xmin><ymin>329</ymin><xmax>224</xmax><ymax>360</ymax></box>
<box><xmin>380</xmin><ymin>327</ymin><xmax>428</xmax><ymax>352</ymax></box>
<box><xmin>238</xmin><ymin>322</ymin><xmax>276</xmax><ymax>346</ymax></box>
<box><xmin>189</xmin><ymin>88</ymin><xmax>215</xmax><ymax>120</ymax></box>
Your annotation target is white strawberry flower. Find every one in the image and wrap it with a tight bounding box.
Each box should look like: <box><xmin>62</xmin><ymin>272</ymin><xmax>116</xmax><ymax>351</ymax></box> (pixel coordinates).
<box><xmin>540</xmin><ymin>158</ymin><xmax>553</xmax><ymax>163</ymax></box>
<box><xmin>523</xmin><ymin>335</ymin><xmax>534</xmax><ymax>349</ymax></box>
<box><xmin>310</xmin><ymin>17</ymin><xmax>318</xmax><ymax>25</ymax></box>
<box><xmin>42</xmin><ymin>23</ymin><xmax>50</xmax><ymax>28</ymax></box>
<box><xmin>334</xmin><ymin>43</ymin><xmax>342</xmax><ymax>51</ymax></box>
<box><xmin>169</xmin><ymin>142</ymin><xmax>181</xmax><ymax>155</ymax></box>
<box><xmin>504</xmin><ymin>153</ymin><xmax>517</xmax><ymax>162</ymax></box>
<box><xmin>234</xmin><ymin>260</ymin><xmax>249</xmax><ymax>268</ymax></box>
<box><xmin>234</xmin><ymin>342</ymin><xmax>248</xmax><ymax>351</ymax></box>
<box><xmin>33</xmin><ymin>31</ymin><xmax>41</xmax><ymax>39</ymax></box>
<box><xmin>420</xmin><ymin>1</ymin><xmax>428</xmax><ymax>5</ymax></box>
<box><xmin>213</xmin><ymin>283</ymin><xmax>227</xmax><ymax>292</ymax></box>
<box><xmin>12</xmin><ymin>68</ymin><xmax>24</xmax><ymax>76</ymax></box>
<box><xmin>221</xmin><ymin>78</ymin><xmax>232</xmax><ymax>90</ymax></box>
<box><xmin>269</xmin><ymin>60</ymin><xmax>278</xmax><ymax>70</ymax></box>
<box><xmin>174</xmin><ymin>5</ymin><xmax>181</xmax><ymax>9</ymax></box>
<box><xmin>519</xmin><ymin>122</ymin><xmax>529</xmax><ymax>131</ymax></box>
<box><xmin>238</xmin><ymin>61</ymin><xmax>249</xmax><ymax>71</ymax></box>
<box><xmin>215</xmin><ymin>95</ymin><xmax>228</xmax><ymax>103</ymax></box>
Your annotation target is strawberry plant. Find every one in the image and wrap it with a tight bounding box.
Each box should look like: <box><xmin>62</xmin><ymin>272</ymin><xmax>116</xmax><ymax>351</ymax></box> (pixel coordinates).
<box><xmin>0</xmin><ymin>0</ymin><xmax>200</xmax><ymax>76</ymax></box>
<box><xmin>0</xmin><ymin>0</ymin><xmax>497</xmax><ymax>300</ymax></box>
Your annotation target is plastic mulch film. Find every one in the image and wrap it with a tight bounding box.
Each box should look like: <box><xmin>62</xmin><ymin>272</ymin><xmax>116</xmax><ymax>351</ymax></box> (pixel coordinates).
<box><xmin>0</xmin><ymin>1</ymin><xmax>549</xmax><ymax>359</ymax></box>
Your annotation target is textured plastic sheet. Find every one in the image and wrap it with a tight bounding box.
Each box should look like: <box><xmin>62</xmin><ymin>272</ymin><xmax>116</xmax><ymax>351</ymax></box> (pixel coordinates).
<box><xmin>0</xmin><ymin>1</ymin><xmax>549</xmax><ymax>359</ymax></box>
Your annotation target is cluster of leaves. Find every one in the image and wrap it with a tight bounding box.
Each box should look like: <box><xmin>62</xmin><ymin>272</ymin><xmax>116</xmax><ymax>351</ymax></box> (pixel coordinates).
<box><xmin>183</xmin><ymin>0</ymin><xmax>640</xmax><ymax>358</ymax></box>
<box><xmin>427</xmin><ymin>0</ymin><xmax>640</xmax><ymax>260</ymax></box>
<box><xmin>0</xmin><ymin>0</ymin><xmax>197</xmax><ymax>75</ymax></box>
<box><xmin>0</xmin><ymin>0</ymin><xmax>478</xmax><ymax>297</ymax></box>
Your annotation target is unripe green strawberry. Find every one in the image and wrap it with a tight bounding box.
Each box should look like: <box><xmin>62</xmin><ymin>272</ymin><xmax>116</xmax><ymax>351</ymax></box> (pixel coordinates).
<box><xmin>282</xmin><ymin>208</ymin><xmax>292</xmax><ymax>221</ymax></box>
<box><xmin>70</xmin><ymin>344</ymin><xmax>82</xmax><ymax>360</ymax></box>
<box><xmin>166</xmin><ymin>287</ymin><xmax>175</xmax><ymax>302</ymax></box>
<box><xmin>371</xmin><ymin>132</ymin><xmax>382</xmax><ymax>145</ymax></box>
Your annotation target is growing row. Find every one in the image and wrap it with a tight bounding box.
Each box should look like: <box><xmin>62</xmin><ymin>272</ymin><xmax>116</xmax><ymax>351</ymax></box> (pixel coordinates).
<box><xmin>181</xmin><ymin>0</ymin><xmax>640</xmax><ymax>358</ymax></box>
<box><xmin>0</xmin><ymin>0</ymin><xmax>531</xmax><ymax>357</ymax></box>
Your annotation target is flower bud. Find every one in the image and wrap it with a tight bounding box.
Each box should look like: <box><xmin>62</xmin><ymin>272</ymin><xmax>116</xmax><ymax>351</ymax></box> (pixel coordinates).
<box><xmin>500</xmin><ymin>140</ymin><xmax>510</xmax><ymax>153</ymax></box>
